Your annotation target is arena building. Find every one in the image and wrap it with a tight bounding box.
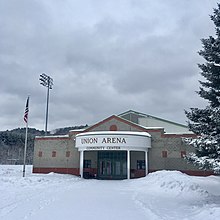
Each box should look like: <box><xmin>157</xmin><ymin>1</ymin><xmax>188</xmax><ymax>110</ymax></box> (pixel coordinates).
<box><xmin>33</xmin><ymin>110</ymin><xmax>213</xmax><ymax>179</ymax></box>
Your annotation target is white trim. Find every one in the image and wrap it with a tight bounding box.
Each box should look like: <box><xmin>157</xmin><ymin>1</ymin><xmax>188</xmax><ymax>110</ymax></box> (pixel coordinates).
<box><xmin>80</xmin><ymin>151</ymin><xmax>84</xmax><ymax>178</ymax></box>
<box><xmin>76</xmin><ymin>131</ymin><xmax>151</xmax><ymax>137</ymax></box>
<box><xmin>145</xmin><ymin>150</ymin><xmax>148</xmax><ymax>176</ymax></box>
<box><xmin>127</xmin><ymin>150</ymin><xmax>130</xmax><ymax>179</ymax></box>
<box><xmin>75</xmin><ymin>131</ymin><xmax>151</xmax><ymax>152</ymax></box>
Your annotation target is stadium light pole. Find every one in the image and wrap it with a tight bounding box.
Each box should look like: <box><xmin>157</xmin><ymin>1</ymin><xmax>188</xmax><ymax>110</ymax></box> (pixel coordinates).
<box><xmin>39</xmin><ymin>73</ymin><xmax>53</xmax><ymax>136</ymax></box>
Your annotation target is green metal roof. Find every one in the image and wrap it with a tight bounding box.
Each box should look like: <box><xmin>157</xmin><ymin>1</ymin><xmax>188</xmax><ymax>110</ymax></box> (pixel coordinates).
<box><xmin>118</xmin><ymin>110</ymin><xmax>188</xmax><ymax>128</ymax></box>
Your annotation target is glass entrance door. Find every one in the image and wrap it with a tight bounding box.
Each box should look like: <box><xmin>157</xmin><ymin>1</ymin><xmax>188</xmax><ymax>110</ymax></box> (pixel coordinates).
<box><xmin>98</xmin><ymin>151</ymin><xmax>127</xmax><ymax>180</ymax></box>
<box><xmin>99</xmin><ymin>160</ymin><xmax>112</xmax><ymax>176</ymax></box>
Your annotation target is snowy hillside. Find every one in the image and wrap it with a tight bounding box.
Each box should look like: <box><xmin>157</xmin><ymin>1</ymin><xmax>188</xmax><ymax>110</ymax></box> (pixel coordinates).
<box><xmin>0</xmin><ymin>166</ymin><xmax>220</xmax><ymax>220</ymax></box>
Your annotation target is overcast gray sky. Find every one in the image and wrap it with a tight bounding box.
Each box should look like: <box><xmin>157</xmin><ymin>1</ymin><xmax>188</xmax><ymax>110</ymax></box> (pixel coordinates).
<box><xmin>0</xmin><ymin>0</ymin><xmax>218</xmax><ymax>131</ymax></box>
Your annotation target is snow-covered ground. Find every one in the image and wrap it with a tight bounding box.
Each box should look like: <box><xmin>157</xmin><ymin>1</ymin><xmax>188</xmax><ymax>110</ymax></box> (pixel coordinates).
<box><xmin>0</xmin><ymin>166</ymin><xmax>220</xmax><ymax>220</ymax></box>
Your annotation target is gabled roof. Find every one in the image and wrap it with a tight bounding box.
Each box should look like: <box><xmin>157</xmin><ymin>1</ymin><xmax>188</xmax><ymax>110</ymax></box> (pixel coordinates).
<box><xmin>83</xmin><ymin>115</ymin><xmax>149</xmax><ymax>132</ymax></box>
<box><xmin>118</xmin><ymin>110</ymin><xmax>188</xmax><ymax>128</ymax></box>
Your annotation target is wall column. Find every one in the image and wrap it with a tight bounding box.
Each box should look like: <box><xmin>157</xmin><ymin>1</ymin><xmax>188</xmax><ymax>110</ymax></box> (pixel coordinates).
<box><xmin>80</xmin><ymin>150</ymin><xmax>84</xmax><ymax>178</ymax></box>
<box><xmin>127</xmin><ymin>150</ymin><xmax>130</xmax><ymax>179</ymax></box>
<box><xmin>145</xmin><ymin>150</ymin><xmax>148</xmax><ymax>176</ymax></box>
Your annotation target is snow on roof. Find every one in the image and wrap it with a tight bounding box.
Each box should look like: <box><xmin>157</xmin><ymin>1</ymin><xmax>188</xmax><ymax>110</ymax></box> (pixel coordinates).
<box><xmin>165</xmin><ymin>131</ymin><xmax>194</xmax><ymax>135</ymax></box>
<box><xmin>76</xmin><ymin>131</ymin><xmax>151</xmax><ymax>138</ymax></box>
<box><xmin>69</xmin><ymin>128</ymin><xmax>86</xmax><ymax>132</ymax></box>
<box><xmin>35</xmin><ymin>135</ymin><xmax>69</xmax><ymax>138</ymax></box>
<box><xmin>140</xmin><ymin>126</ymin><xmax>164</xmax><ymax>130</ymax></box>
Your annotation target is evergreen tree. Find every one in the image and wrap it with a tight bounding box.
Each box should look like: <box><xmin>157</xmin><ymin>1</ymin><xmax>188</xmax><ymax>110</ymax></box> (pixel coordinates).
<box><xmin>185</xmin><ymin>4</ymin><xmax>220</xmax><ymax>173</ymax></box>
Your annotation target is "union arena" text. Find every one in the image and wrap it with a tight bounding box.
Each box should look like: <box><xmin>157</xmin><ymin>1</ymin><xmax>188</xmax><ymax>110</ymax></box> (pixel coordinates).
<box><xmin>81</xmin><ymin>137</ymin><xmax>126</xmax><ymax>144</ymax></box>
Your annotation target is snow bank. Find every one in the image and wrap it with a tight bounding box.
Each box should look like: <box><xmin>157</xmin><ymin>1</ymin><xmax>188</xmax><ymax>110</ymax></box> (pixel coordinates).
<box><xmin>131</xmin><ymin>170</ymin><xmax>220</xmax><ymax>220</ymax></box>
<box><xmin>0</xmin><ymin>165</ymin><xmax>80</xmax><ymax>188</ymax></box>
<box><xmin>137</xmin><ymin>170</ymin><xmax>208</xmax><ymax>197</ymax></box>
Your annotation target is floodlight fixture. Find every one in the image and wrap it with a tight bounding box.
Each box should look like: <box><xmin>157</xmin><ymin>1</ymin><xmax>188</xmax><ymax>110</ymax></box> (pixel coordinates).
<box><xmin>39</xmin><ymin>73</ymin><xmax>54</xmax><ymax>135</ymax></box>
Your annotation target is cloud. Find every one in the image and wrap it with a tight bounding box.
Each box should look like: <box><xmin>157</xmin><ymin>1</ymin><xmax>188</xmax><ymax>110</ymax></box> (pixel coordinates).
<box><xmin>0</xmin><ymin>0</ymin><xmax>218</xmax><ymax>131</ymax></box>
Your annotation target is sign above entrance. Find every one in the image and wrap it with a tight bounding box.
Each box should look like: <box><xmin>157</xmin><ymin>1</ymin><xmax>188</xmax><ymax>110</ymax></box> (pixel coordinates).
<box><xmin>75</xmin><ymin>131</ymin><xmax>151</xmax><ymax>151</ymax></box>
<box><xmin>85</xmin><ymin>146</ymin><xmax>121</xmax><ymax>151</ymax></box>
<box><xmin>81</xmin><ymin>136</ymin><xmax>126</xmax><ymax>145</ymax></box>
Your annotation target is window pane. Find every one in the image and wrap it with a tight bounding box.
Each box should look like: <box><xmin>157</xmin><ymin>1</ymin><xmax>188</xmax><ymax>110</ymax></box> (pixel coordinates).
<box><xmin>52</xmin><ymin>151</ymin><xmax>56</xmax><ymax>157</ymax></box>
<box><xmin>162</xmin><ymin>151</ymin><xmax>167</xmax><ymax>158</ymax></box>
<box><xmin>66</xmin><ymin>151</ymin><xmax>70</xmax><ymax>157</ymax></box>
<box><xmin>84</xmin><ymin>160</ymin><xmax>91</xmax><ymax>168</ymax></box>
<box><xmin>137</xmin><ymin>160</ymin><xmax>145</xmax><ymax>170</ymax></box>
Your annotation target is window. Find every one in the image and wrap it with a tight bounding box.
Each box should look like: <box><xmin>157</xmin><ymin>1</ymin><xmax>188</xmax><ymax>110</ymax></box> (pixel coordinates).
<box><xmin>162</xmin><ymin>151</ymin><xmax>168</xmax><ymax>158</ymax></box>
<box><xmin>84</xmin><ymin>160</ymin><xmax>91</xmax><ymax>168</ymax></box>
<box><xmin>137</xmin><ymin>160</ymin><xmax>145</xmax><ymax>170</ymax></box>
<box><xmin>181</xmin><ymin>151</ymin><xmax>186</xmax><ymax>158</ymax></box>
<box><xmin>110</xmin><ymin>124</ymin><xmax>117</xmax><ymax>131</ymax></box>
<box><xmin>38</xmin><ymin>151</ymin><xmax>42</xmax><ymax>157</ymax></box>
<box><xmin>52</xmin><ymin>151</ymin><xmax>56</xmax><ymax>157</ymax></box>
<box><xmin>66</xmin><ymin>151</ymin><xmax>70</xmax><ymax>157</ymax></box>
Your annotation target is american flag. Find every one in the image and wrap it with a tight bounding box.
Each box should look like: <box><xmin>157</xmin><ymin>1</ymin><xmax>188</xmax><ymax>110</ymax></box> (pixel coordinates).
<box><xmin>24</xmin><ymin>97</ymin><xmax>29</xmax><ymax>123</ymax></box>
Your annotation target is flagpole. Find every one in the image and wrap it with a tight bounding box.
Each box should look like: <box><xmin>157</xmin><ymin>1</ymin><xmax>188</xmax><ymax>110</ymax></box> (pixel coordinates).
<box><xmin>23</xmin><ymin>96</ymin><xmax>29</xmax><ymax>178</ymax></box>
<box><xmin>23</xmin><ymin>120</ymin><xmax>28</xmax><ymax>177</ymax></box>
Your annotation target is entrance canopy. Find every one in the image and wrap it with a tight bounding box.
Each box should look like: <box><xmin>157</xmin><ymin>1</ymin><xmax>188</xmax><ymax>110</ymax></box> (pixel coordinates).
<box><xmin>75</xmin><ymin>131</ymin><xmax>151</xmax><ymax>151</ymax></box>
